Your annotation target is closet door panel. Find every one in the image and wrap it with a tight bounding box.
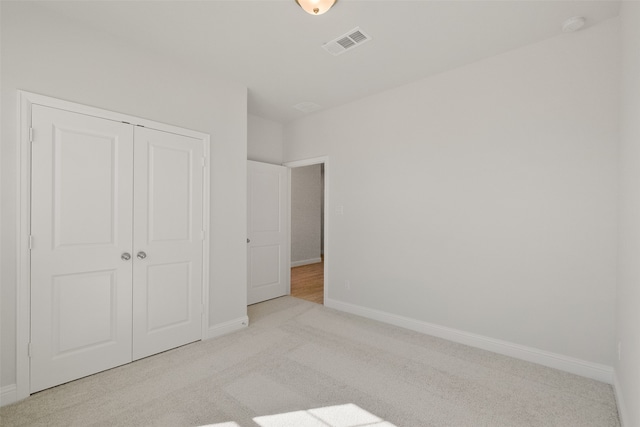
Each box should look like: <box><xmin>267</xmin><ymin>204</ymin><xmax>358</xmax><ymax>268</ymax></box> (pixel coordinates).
<box><xmin>30</xmin><ymin>105</ymin><xmax>134</xmax><ymax>393</ymax></box>
<box><xmin>132</xmin><ymin>126</ymin><xmax>204</xmax><ymax>360</ymax></box>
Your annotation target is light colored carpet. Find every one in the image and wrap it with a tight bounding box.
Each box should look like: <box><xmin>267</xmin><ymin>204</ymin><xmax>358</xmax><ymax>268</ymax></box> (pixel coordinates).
<box><xmin>0</xmin><ymin>296</ymin><xmax>620</xmax><ymax>426</ymax></box>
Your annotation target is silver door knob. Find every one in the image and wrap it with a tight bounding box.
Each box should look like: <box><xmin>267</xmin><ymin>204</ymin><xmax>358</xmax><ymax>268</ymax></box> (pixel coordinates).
<box><xmin>137</xmin><ymin>251</ymin><xmax>147</xmax><ymax>260</ymax></box>
<box><xmin>121</xmin><ymin>252</ymin><xmax>131</xmax><ymax>261</ymax></box>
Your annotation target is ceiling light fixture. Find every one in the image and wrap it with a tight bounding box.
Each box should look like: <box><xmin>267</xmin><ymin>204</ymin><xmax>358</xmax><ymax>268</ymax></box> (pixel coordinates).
<box><xmin>295</xmin><ymin>0</ymin><xmax>336</xmax><ymax>16</ymax></box>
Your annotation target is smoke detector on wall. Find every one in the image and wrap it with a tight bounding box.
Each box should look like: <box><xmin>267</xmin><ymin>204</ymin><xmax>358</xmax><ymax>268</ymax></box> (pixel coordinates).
<box><xmin>562</xmin><ymin>16</ymin><xmax>586</xmax><ymax>33</ymax></box>
<box><xmin>293</xmin><ymin>102</ymin><xmax>322</xmax><ymax>113</ymax></box>
<box><xmin>322</xmin><ymin>27</ymin><xmax>371</xmax><ymax>56</ymax></box>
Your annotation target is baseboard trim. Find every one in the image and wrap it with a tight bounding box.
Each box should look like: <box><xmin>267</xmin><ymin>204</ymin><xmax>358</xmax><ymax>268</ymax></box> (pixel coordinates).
<box><xmin>1</xmin><ymin>319</ymin><xmax>250</xmax><ymax>408</ymax></box>
<box><xmin>291</xmin><ymin>258</ymin><xmax>322</xmax><ymax>268</ymax></box>
<box><xmin>613</xmin><ymin>370</ymin><xmax>629</xmax><ymax>426</ymax></box>
<box><xmin>325</xmin><ymin>298</ymin><xmax>614</xmax><ymax>384</ymax></box>
<box><xmin>0</xmin><ymin>384</ymin><xmax>18</xmax><ymax>407</ymax></box>
<box><xmin>204</xmin><ymin>316</ymin><xmax>249</xmax><ymax>340</ymax></box>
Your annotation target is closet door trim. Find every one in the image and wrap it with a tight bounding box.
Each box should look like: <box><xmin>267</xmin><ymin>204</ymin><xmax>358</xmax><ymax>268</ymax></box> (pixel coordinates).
<box><xmin>16</xmin><ymin>91</ymin><xmax>211</xmax><ymax>401</ymax></box>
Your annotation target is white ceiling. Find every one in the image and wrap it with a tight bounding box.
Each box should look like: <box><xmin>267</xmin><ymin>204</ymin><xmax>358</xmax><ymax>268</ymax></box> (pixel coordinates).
<box><xmin>34</xmin><ymin>1</ymin><xmax>620</xmax><ymax>124</ymax></box>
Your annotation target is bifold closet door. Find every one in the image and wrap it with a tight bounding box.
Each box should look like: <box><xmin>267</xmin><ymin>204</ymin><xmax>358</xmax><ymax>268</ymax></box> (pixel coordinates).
<box><xmin>30</xmin><ymin>105</ymin><xmax>134</xmax><ymax>393</ymax></box>
<box><xmin>132</xmin><ymin>126</ymin><xmax>204</xmax><ymax>360</ymax></box>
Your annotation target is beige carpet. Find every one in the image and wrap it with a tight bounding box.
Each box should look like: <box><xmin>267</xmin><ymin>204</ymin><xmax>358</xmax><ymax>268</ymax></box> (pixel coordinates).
<box><xmin>0</xmin><ymin>296</ymin><xmax>620</xmax><ymax>426</ymax></box>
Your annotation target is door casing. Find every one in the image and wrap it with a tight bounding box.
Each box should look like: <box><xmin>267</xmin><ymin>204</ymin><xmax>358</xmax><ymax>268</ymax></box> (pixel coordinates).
<box><xmin>15</xmin><ymin>91</ymin><xmax>211</xmax><ymax>401</ymax></box>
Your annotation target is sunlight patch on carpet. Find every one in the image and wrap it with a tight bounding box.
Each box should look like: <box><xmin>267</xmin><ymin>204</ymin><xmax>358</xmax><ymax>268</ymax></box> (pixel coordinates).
<box><xmin>203</xmin><ymin>403</ymin><xmax>396</xmax><ymax>427</ymax></box>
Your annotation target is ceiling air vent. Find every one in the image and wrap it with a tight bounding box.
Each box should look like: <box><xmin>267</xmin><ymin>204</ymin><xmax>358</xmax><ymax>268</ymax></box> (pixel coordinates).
<box><xmin>322</xmin><ymin>27</ymin><xmax>371</xmax><ymax>56</ymax></box>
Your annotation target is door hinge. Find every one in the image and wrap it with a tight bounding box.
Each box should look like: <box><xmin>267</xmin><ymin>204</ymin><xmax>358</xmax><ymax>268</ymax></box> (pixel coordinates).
<box><xmin>201</xmin><ymin>157</ymin><xmax>206</xmax><ymax>168</ymax></box>
<box><xmin>29</xmin><ymin>128</ymin><xmax>34</xmax><ymax>143</ymax></box>
<box><xmin>28</xmin><ymin>343</ymin><xmax>32</xmax><ymax>358</ymax></box>
<box><xmin>28</xmin><ymin>235</ymin><xmax>34</xmax><ymax>250</ymax></box>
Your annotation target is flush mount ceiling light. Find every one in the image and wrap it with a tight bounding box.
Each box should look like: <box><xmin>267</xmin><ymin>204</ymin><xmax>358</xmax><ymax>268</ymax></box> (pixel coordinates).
<box><xmin>295</xmin><ymin>0</ymin><xmax>337</xmax><ymax>15</ymax></box>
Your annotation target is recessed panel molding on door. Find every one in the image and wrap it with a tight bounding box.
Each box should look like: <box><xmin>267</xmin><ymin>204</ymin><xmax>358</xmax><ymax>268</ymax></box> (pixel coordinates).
<box><xmin>27</xmin><ymin>99</ymin><xmax>209</xmax><ymax>394</ymax></box>
<box><xmin>30</xmin><ymin>105</ymin><xmax>134</xmax><ymax>393</ymax></box>
<box><xmin>247</xmin><ymin>161</ymin><xmax>289</xmax><ymax>305</ymax></box>
<box><xmin>132</xmin><ymin>126</ymin><xmax>204</xmax><ymax>361</ymax></box>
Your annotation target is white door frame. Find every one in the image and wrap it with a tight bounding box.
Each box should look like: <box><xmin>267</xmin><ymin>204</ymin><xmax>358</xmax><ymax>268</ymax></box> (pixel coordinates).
<box><xmin>15</xmin><ymin>91</ymin><xmax>211</xmax><ymax>401</ymax></box>
<box><xmin>283</xmin><ymin>157</ymin><xmax>329</xmax><ymax>304</ymax></box>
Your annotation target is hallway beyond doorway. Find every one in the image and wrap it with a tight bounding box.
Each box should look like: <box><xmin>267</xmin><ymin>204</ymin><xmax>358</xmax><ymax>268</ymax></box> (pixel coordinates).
<box><xmin>291</xmin><ymin>259</ymin><xmax>324</xmax><ymax>305</ymax></box>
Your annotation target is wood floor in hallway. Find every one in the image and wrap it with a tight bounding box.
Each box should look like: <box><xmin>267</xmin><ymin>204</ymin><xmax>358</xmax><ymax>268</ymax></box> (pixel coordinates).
<box><xmin>290</xmin><ymin>259</ymin><xmax>324</xmax><ymax>305</ymax></box>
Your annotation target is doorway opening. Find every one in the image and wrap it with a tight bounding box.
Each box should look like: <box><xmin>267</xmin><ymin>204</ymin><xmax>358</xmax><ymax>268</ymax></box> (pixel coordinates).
<box><xmin>288</xmin><ymin>160</ymin><xmax>326</xmax><ymax>305</ymax></box>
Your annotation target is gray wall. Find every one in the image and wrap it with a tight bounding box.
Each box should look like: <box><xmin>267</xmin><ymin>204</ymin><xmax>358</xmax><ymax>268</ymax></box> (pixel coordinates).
<box><xmin>247</xmin><ymin>114</ymin><xmax>284</xmax><ymax>164</ymax></box>
<box><xmin>616</xmin><ymin>3</ymin><xmax>640</xmax><ymax>426</ymax></box>
<box><xmin>1</xmin><ymin>2</ymin><xmax>248</xmax><ymax>390</ymax></box>
<box><xmin>291</xmin><ymin>165</ymin><xmax>323</xmax><ymax>266</ymax></box>
<box><xmin>284</xmin><ymin>19</ymin><xmax>619</xmax><ymax>366</ymax></box>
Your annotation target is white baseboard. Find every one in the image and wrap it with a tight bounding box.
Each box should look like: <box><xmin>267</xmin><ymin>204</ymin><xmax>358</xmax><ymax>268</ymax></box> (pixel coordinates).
<box><xmin>204</xmin><ymin>316</ymin><xmax>249</xmax><ymax>340</ymax></box>
<box><xmin>613</xmin><ymin>370</ymin><xmax>629</xmax><ymax>426</ymax></box>
<box><xmin>1</xmin><ymin>384</ymin><xmax>18</xmax><ymax>407</ymax></box>
<box><xmin>291</xmin><ymin>258</ymin><xmax>322</xmax><ymax>268</ymax></box>
<box><xmin>0</xmin><ymin>319</ymin><xmax>249</xmax><ymax>408</ymax></box>
<box><xmin>325</xmin><ymin>298</ymin><xmax>614</xmax><ymax>384</ymax></box>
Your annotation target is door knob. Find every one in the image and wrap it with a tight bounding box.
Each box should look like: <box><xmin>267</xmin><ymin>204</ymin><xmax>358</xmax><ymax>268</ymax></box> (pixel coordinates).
<box><xmin>137</xmin><ymin>251</ymin><xmax>147</xmax><ymax>260</ymax></box>
<box><xmin>121</xmin><ymin>252</ymin><xmax>131</xmax><ymax>261</ymax></box>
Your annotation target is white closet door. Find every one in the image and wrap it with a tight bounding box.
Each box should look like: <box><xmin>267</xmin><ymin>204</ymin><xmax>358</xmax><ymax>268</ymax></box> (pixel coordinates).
<box><xmin>132</xmin><ymin>126</ymin><xmax>204</xmax><ymax>360</ymax></box>
<box><xmin>30</xmin><ymin>105</ymin><xmax>134</xmax><ymax>393</ymax></box>
<box><xmin>247</xmin><ymin>161</ymin><xmax>289</xmax><ymax>305</ymax></box>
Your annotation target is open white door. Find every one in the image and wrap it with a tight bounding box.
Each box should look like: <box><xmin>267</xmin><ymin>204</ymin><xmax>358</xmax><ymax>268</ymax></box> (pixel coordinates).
<box><xmin>132</xmin><ymin>127</ymin><xmax>204</xmax><ymax>360</ymax></box>
<box><xmin>30</xmin><ymin>105</ymin><xmax>134</xmax><ymax>393</ymax></box>
<box><xmin>247</xmin><ymin>161</ymin><xmax>289</xmax><ymax>304</ymax></box>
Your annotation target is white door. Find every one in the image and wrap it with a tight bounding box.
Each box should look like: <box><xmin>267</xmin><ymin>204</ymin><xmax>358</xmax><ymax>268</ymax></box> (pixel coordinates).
<box><xmin>30</xmin><ymin>104</ymin><xmax>206</xmax><ymax>392</ymax></box>
<box><xmin>30</xmin><ymin>105</ymin><xmax>134</xmax><ymax>393</ymax></box>
<box><xmin>132</xmin><ymin>127</ymin><xmax>204</xmax><ymax>360</ymax></box>
<box><xmin>247</xmin><ymin>161</ymin><xmax>289</xmax><ymax>304</ymax></box>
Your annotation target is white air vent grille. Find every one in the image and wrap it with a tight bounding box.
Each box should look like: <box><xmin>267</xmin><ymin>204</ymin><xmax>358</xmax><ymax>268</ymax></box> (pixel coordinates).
<box><xmin>322</xmin><ymin>27</ymin><xmax>371</xmax><ymax>56</ymax></box>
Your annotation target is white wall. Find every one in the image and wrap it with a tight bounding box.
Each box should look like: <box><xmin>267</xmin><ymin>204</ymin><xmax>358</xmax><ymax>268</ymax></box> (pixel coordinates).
<box><xmin>1</xmin><ymin>3</ymin><xmax>248</xmax><ymax>391</ymax></box>
<box><xmin>616</xmin><ymin>2</ymin><xmax>640</xmax><ymax>425</ymax></box>
<box><xmin>291</xmin><ymin>164</ymin><xmax>323</xmax><ymax>265</ymax></box>
<box><xmin>247</xmin><ymin>114</ymin><xmax>283</xmax><ymax>164</ymax></box>
<box><xmin>285</xmin><ymin>19</ymin><xmax>619</xmax><ymax>367</ymax></box>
